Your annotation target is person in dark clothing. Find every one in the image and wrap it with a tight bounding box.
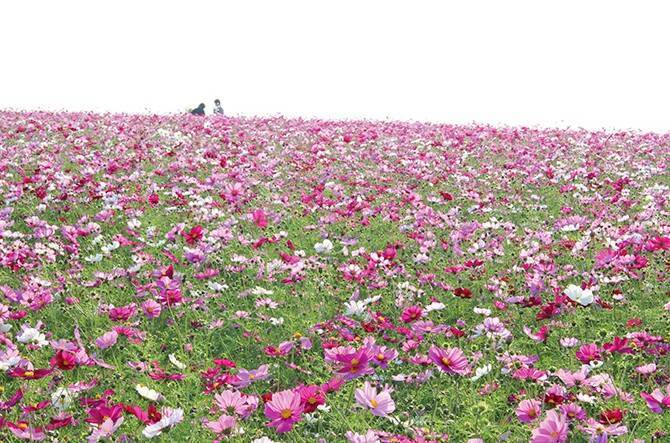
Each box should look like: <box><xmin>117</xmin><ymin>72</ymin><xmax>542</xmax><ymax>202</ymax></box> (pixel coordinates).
<box><xmin>213</xmin><ymin>99</ymin><xmax>224</xmax><ymax>115</ymax></box>
<box><xmin>190</xmin><ymin>103</ymin><xmax>205</xmax><ymax>116</ymax></box>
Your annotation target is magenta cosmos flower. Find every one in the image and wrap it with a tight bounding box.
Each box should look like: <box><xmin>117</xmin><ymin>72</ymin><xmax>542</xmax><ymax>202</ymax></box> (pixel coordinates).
<box><xmin>354</xmin><ymin>381</ymin><xmax>395</xmax><ymax>417</ymax></box>
<box><xmin>428</xmin><ymin>345</ymin><xmax>470</xmax><ymax>375</ymax></box>
<box><xmin>264</xmin><ymin>390</ymin><xmax>303</xmax><ymax>433</ymax></box>
<box><xmin>530</xmin><ymin>410</ymin><xmax>568</xmax><ymax>443</ymax></box>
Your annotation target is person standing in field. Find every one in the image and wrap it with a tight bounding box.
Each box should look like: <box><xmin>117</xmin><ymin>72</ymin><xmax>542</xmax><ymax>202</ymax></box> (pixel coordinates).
<box><xmin>213</xmin><ymin>99</ymin><xmax>224</xmax><ymax>116</ymax></box>
<box><xmin>190</xmin><ymin>103</ymin><xmax>206</xmax><ymax>116</ymax></box>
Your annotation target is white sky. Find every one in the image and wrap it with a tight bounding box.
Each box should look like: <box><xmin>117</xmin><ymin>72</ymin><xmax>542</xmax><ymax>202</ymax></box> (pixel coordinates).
<box><xmin>1</xmin><ymin>1</ymin><xmax>669</xmax><ymax>132</ymax></box>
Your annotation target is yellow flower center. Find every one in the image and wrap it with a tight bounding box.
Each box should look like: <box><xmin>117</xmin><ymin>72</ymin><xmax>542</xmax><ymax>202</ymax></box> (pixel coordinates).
<box><xmin>248</xmin><ymin>373</ymin><xmax>255</xmax><ymax>379</ymax></box>
<box><xmin>441</xmin><ymin>357</ymin><xmax>451</xmax><ymax>366</ymax></box>
<box><xmin>350</xmin><ymin>358</ymin><xmax>360</xmax><ymax>367</ymax></box>
<box><xmin>24</xmin><ymin>371</ymin><xmax>34</xmax><ymax>377</ymax></box>
<box><xmin>280</xmin><ymin>409</ymin><xmax>292</xmax><ymax>419</ymax></box>
<box><xmin>370</xmin><ymin>399</ymin><xmax>379</xmax><ymax>408</ymax></box>
<box><xmin>376</xmin><ymin>353</ymin><xmax>385</xmax><ymax>361</ymax></box>
<box><xmin>18</xmin><ymin>423</ymin><xmax>28</xmax><ymax>430</ymax></box>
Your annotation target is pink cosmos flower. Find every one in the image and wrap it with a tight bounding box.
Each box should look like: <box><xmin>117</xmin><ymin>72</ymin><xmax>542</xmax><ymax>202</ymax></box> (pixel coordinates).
<box><xmin>94</xmin><ymin>330</ymin><xmax>118</xmax><ymax>350</ymax></box>
<box><xmin>560</xmin><ymin>403</ymin><xmax>587</xmax><ymax>421</ymax></box>
<box><xmin>428</xmin><ymin>345</ymin><xmax>471</xmax><ymax>375</ymax></box>
<box><xmin>369</xmin><ymin>345</ymin><xmax>399</xmax><ymax>369</ymax></box>
<box><xmin>577</xmin><ymin>418</ymin><xmax>628</xmax><ymax>441</ymax></box>
<box><xmin>513</xmin><ymin>367</ymin><xmax>548</xmax><ymax>383</ymax></box>
<box><xmin>321</xmin><ymin>376</ymin><xmax>345</xmax><ymax>394</ymax></box>
<box><xmin>640</xmin><ymin>384</ymin><xmax>670</xmax><ymax>413</ymax></box>
<box><xmin>232</xmin><ymin>364</ymin><xmax>269</xmax><ymax>388</ymax></box>
<box><xmin>346</xmin><ymin>430</ymin><xmax>380</xmax><ymax>443</ymax></box>
<box><xmin>516</xmin><ymin>399</ymin><xmax>542</xmax><ymax>423</ymax></box>
<box><xmin>635</xmin><ymin>362</ymin><xmax>656</xmax><ymax>375</ymax></box>
<box><xmin>559</xmin><ymin>337</ymin><xmax>580</xmax><ymax>348</ymax></box>
<box><xmin>203</xmin><ymin>414</ymin><xmax>236</xmax><ymax>435</ymax></box>
<box><xmin>264</xmin><ymin>390</ymin><xmax>303</xmax><ymax>433</ymax></box>
<box><xmin>354</xmin><ymin>382</ymin><xmax>395</xmax><ymax>417</ymax></box>
<box><xmin>7</xmin><ymin>422</ymin><xmax>47</xmax><ymax>441</ymax></box>
<box><xmin>554</xmin><ymin>367</ymin><xmax>588</xmax><ymax>387</ymax></box>
<box><xmin>215</xmin><ymin>389</ymin><xmax>249</xmax><ymax>417</ymax></box>
<box><xmin>141</xmin><ymin>299</ymin><xmax>162</xmax><ymax>319</ymax></box>
<box><xmin>530</xmin><ymin>410</ymin><xmax>568</xmax><ymax>443</ymax></box>
<box><xmin>523</xmin><ymin>325</ymin><xmax>550</xmax><ymax>343</ymax></box>
<box><xmin>87</xmin><ymin>416</ymin><xmax>124</xmax><ymax>443</ymax></box>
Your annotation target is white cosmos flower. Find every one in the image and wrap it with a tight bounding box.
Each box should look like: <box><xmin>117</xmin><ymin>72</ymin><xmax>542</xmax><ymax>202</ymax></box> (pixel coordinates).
<box><xmin>51</xmin><ymin>387</ymin><xmax>74</xmax><ymax>410</ymax></box>
<box><xmin>17</xmin><ymin>327</ymin><xmax>48</xmax><ymax>347</ymax></box>
<box><xmin>135</xmin><ymin>384</ymin><xmax>163</xmax><ymax>401</ymax></box>
<box><xmin>269</xmin><ymin>317</ymin><xmax>284</xmax><ymax>326</ymax></box>
<box><xmin>142</xmin><ymin>407</ymin><xmax>184</xmax><ymax>438</ymax></box>
<box><xmin>207</xmin><ymin>281</ymin><xmax>229</xmax><ymax>292</ymax></box>
<box><xmin>251</xmin><ymin>438</ymin><xmax>277</xmax><ymax>443</ymax></box>
<box><xmin>564</xmin><ymin>284</ymin><xmax>594</xmax><ymax>306</ymax></box>
<box><xmin>470</xmin><ymin>364</ymin><xmax>492</xmax><ymax>381</ymax></box>
<box><xmin>0</xmin><ymin>353</ymin><xmax>20</xmax><ymax>371</ymax></box>
<box><xmin>363</xmin><ymin>295</ymin><xmax>382</xmax><ymax>304</ymax></box>
<box><xmin>84</xmin><ymin>253</ymin><xmax>103</xmax><ymax>263</ymax></box>
<box><xmin>561</xmin><ymin>224</ymin><xmax>580</xmax><ymax>232</ymax></box>
<box><xmin>101</xmin><ymin>241</ymin><xmax>120</xmax><ymax>254</ymax></box>
<box><xmin>577</xmin><ymin>393</ymin><xmax>596</xmax><ymax>404</ymax></box>
<box><xmin>127</xmin><ymin>218</ymin><xmax>141</xmax><ymax>229</ymax></box>
<box><xmin>474</xmin><ymin>307</ymin><xmax>492</xmax><ymax>316</ymax></box>
<box><xmin>424</xmin><ymin>302</ymin><xmax>445</xmax><ymax>312</ymax></box>
<box><xmin>314</xmin><ymin>239</ymin><xmax>334</xmax><ymax>254</ymax></box>
<box><xmin>168</xmin><ymin>354</ymin><xmax>186</xmax><ymax>370</ymax></box>
<box><xmin>250</xmin><ymin>286</ymin><xmax>273</xmax><ymax>296</ymax></box>
<box><xmin>344</xmin><ymin>300</ymin><xmax>367</xmax><ymax>318</ymax></box>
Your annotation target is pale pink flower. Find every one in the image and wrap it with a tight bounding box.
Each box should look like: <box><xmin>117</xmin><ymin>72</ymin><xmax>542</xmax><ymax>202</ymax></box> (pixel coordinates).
<box><xmin>354</xmin><ymin>382</ymin><xmax>395</xmax><ymax>417</ymax></box>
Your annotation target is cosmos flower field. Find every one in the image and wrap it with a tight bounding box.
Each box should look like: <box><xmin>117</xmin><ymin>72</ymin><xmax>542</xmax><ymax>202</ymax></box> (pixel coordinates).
<box><xmin>0</xmin><ymin>111</ymin><xmax>669</xmax><ymax>443</ymax></box>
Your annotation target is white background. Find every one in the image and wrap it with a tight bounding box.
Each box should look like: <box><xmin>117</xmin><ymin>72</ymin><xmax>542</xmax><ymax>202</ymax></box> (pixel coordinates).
<box><xmin>1</xmin><ymin>1</ymin><xmax>668</xmax><ymax>132</ymax></box>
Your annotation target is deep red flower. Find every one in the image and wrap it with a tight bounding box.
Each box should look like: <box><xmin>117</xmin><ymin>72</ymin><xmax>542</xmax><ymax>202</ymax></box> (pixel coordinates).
<box><xmin>46</xmin><ymin>414</ymin><xmax>75</xmax><ymax>430</ymax></box>
<box><xmin>297</xmin><ymin>385</ymin><xmax>326</xmax><ymax>413</ymax></box>
<box><xmin>454</xmin><ymin>287</ymin><xmax>472</xmax><ymax>299</ymax></box>
<box><xmin>7</xmin><ymin>367</ymin><xmax>53</xmax><ymax>380</ymax></box>
<box><xmin>148</xmin><ymin>193</ymin><xmax>159</xmax><ymax>205</ymax></box>
<box><xmin>599</xmin><ymin>408</ymin><xmax>624</xmax><ymax>424</ymax></box>
<box><xmin>50</xmin><ymin>350</ymin><xmax>77</xmax><ymax>370</ymax></box>
<box><xmin>182</xmin><ymin>225</ymin><xmax>203</xmax><ymax>245</ymax></box>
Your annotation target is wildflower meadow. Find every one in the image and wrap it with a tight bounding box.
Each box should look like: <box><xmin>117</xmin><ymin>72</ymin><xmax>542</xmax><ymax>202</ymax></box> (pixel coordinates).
<box><xmin>0</xmin><ymin>110</ymin><xmax>669</xmax><ymax>442</ymax></box>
